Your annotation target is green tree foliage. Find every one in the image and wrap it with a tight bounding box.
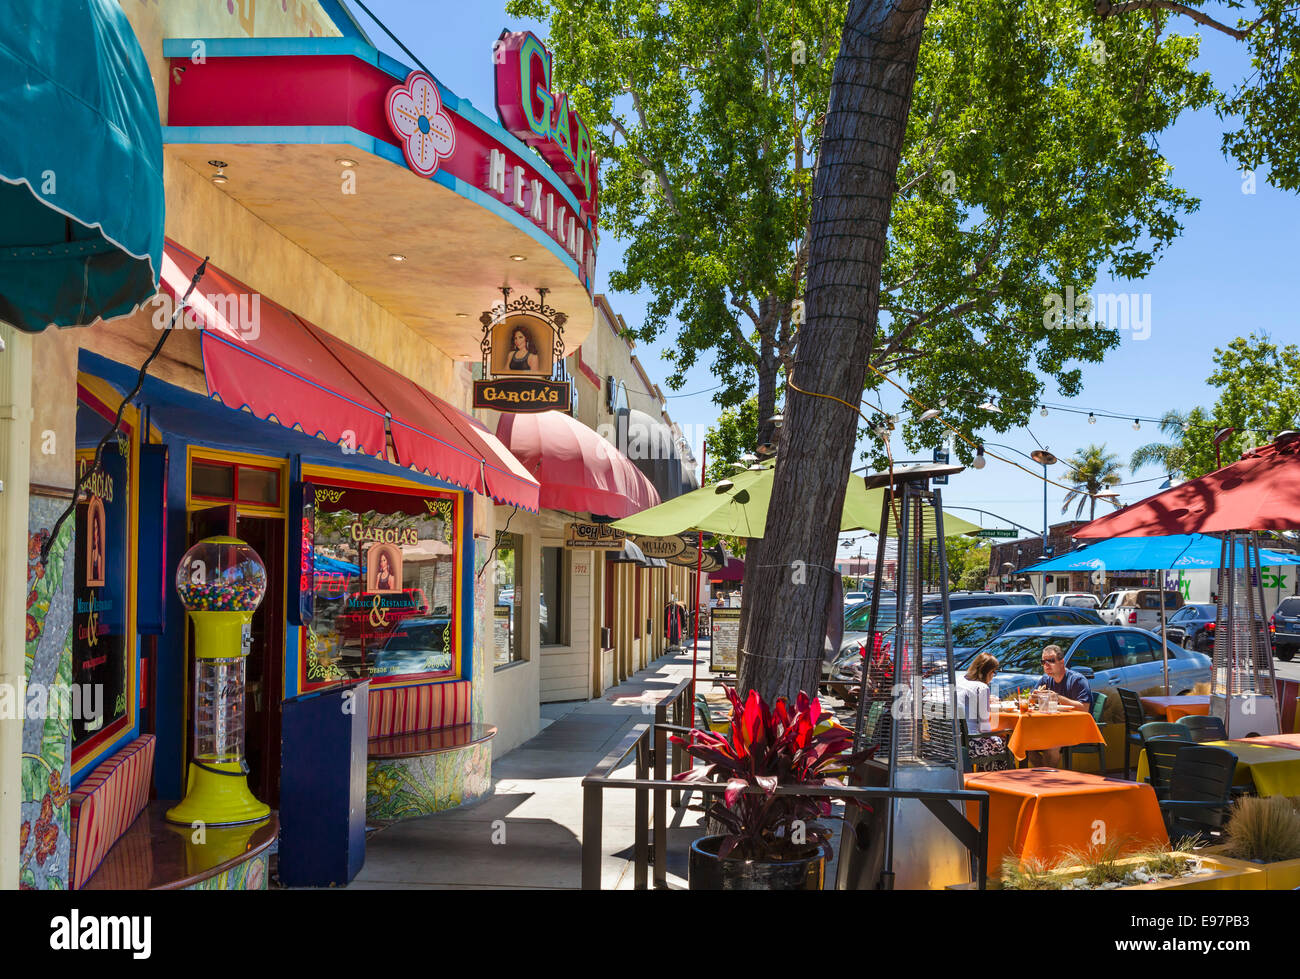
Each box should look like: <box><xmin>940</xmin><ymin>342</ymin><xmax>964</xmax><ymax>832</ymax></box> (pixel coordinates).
<box><xmin>1099</xmin><ymin>0</ymin><xmax>1300</xmax><ymax>191</ymax></box>
<box><xmin>1061</xmin><ymin>444</ymin><xmax>1124</xmax><ymax>520</ymax></box>
<box><xmin>507</xmin><ymin>0</ymin><xmax>1212</xmax><ymax>461</ymax></box>
<box><xmin>703</xmin><ymin>397</ymin><xmax>760</xmax><ymax>483</ymax></box>
<box><xmin>945</xmin><ymin>534</ymin><xmax>993</xmax><ymax>590</ymax></box>
<box><xmin>1129</xmin><ymin>409</ymin><xmax>1190</xmax><ymax>476</ymax></box>
<box><xmin>1173</xmin><ymin>334</ymin><xmax>1300</xmax><ymax>476</ymax></box>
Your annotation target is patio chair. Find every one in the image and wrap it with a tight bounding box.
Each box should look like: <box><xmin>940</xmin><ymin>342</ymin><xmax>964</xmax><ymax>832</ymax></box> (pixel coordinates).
<box><xmin>959</xmin><ymin>718</ymin><xmax>1016</xmax><ymax>773</ymax></box>
<box><xmin>1117</xmin><ymin>687</ymin><xmax>1146</xmax><ymax>781</ymax></box>
<box><xmin>1158</xmin><ymin>744</ymin><xmax>1239</xmax><ymax>842</ymax></box>
<box><xmin>1063</xmin><ymin>692</ymin><xmax>1108</xmax><ymax>772</ymax></box>
<box><xmin>1139</xmin><ymin>721</ymin><xmax>1187</xmax><ymax>744</ymax></box>
<box><xmin>1142</xmin><ymin>735</ymin><xmax>1193</xmax><ymax>801</ymax></box>
<box><xmin>1177</xmin><ymin>714</ymin><xmax>1227</xmax><ymax>744</ymax></box>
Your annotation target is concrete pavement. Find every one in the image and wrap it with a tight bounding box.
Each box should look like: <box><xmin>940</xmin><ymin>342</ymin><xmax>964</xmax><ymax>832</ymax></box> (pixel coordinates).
<box><xmin>350</xmin><ymin>644</ymin><xmax>717</xmax><ymax>889</ymax></box>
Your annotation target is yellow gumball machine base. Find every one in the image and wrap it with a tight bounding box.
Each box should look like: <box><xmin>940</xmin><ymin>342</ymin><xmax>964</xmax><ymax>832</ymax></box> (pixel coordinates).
<box><xmin>166</xmin><ymin>760</ymin><xmax>271</xmax><ymax>827</ymax></box>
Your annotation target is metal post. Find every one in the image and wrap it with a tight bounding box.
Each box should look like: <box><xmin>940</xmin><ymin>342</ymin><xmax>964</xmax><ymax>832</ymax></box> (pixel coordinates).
<box><xmin>690</xmin><ymin>442</ymin><xmax>706</xmax><ymax>706</ymax></box>
<box><xmin>1252</xmin><ymin>532</ymin><xmax>1283</xmax><ymax>733</ymax></box>
<box><xmin>634</xmin><ymin>737</ymin><xmax>649</xmax><ymax>890</ymax></box>
<box><xmin>652</xmin><ymin>703</ymin><xmax>668</xmax><ymax>888</ymax></box>
<box><xmin>1159</xmin><ymin>567</ymin><xmax>1170</xmax><ymax>695</ymax></box>
<box><xmin>581</xmin><ymin>782</ymin><xmax>603</xmax><ymax>890</ymax></box>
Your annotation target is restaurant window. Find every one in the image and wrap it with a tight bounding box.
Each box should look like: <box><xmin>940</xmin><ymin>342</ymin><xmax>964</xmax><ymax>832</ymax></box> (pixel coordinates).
<box><xmin>192</xmin><ymin>456</ymin><xmax>281</xmax><ymax>507</ymax></box>
<box><xmin>300</xmin><ymin>481</ymin><xmax>460</xmax><ymax>689</ymax></box>
<box><xmin>72</xmin><ymin>387</ymin><xmax>135</xmax><ymax>761</ymax></box>
<box><xmin>540</xmin><ymin>546</ymin><xmax>565</xmax><ymax>646</ymax></box>
<box><xmin>495</xmin><ymin>533</ymin><xmax>524</xmax><ymax>667</ymax></box>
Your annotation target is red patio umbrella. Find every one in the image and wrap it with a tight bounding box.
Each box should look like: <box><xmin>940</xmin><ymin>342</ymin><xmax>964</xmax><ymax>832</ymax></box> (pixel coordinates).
<box><xmin>1074</xmin><ymin>433</ymin><xmax>1300</xmax><ymax>538</ymax></box>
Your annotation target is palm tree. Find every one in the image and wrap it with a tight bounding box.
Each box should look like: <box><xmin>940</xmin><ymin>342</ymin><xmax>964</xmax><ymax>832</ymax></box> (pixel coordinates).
<box><xmin>1061</xmin><ymin>444</ymin><xmax>1124</xmax><ymax>521</ymax></box>
<box><xmin>1129</xmin><ymin>409</ymin><xmax>1189</xmax><ymax>477</ymax></box>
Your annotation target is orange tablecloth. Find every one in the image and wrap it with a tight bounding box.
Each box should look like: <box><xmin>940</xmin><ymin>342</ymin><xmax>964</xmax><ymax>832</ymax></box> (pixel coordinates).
<box><xmin>964</xmin><ymin>768</ymin><xmax>1168</xmax><ymax>868</ymax></box>
<box><xmin>991</xmin><ymin>710</ymin><xmax>1105</xmax><ymax>761</ymax></box>
<box><xmin>1140</xmin><ymin>695</ymin><xmax>1210</xmax><ymax>721</ymax></box>
<box><xmin>1238</xmin><ymin>733</ymin><xmax>1300</xmax><ymax>752</ymax></box>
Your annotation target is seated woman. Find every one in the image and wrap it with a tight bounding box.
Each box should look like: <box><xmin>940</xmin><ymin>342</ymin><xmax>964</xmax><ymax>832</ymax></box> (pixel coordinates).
<box><xmin>955</xmin><ymin>652</ymin><xmax>1011</xmax><ymax>771</ymax></box>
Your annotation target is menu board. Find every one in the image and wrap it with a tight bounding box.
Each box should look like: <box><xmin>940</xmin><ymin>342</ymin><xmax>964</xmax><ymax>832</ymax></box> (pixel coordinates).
<box><xmin>710</xmin><ymin>608</ymin><xmax>742</xmax><ymax>673</ymax></box>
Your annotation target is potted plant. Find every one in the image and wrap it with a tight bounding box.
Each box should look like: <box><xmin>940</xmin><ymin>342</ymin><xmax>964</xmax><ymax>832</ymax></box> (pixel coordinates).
<box><xmin>672</xmin><ymin>687</ymin><xmax>869</xmax><ymax>890</ymax></box>
<box><xmin>1210</xmin><ymin>795</ymin><xmax>1300</xmax><ymax>889</ymax></box>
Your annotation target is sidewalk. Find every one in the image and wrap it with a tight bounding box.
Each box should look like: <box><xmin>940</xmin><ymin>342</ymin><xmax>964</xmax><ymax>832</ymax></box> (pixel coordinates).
<box><xmin>349</xmin><ymin>643</ymin><xmax>717</xmax><ymax>890</ymax></box>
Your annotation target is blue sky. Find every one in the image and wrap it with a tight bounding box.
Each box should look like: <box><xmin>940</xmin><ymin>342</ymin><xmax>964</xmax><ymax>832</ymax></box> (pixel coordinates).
<box><xmin>347</xmin><ymin>2</ymin><xmax>1300</xmax><ymax>551</ymax></box>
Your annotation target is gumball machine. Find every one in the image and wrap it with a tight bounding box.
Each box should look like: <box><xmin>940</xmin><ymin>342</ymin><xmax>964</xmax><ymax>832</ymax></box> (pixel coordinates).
<box><xmin>166</xmin><ymin>536</ymin><xmax>271</xmax><ymax>826</ymax></box>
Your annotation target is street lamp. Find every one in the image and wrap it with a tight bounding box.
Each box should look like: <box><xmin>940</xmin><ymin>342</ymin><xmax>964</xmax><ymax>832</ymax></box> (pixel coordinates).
<box><xmin>980</xmin><ymin>441</ymin><xmax>1057</xmax><ymax>557</ymax></box>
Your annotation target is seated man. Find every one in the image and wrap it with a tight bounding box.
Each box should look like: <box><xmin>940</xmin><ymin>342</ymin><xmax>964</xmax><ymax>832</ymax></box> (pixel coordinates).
<box><xmin>1026</xmin><ymin>644</ymin><xmax>1093</xmax><ymax>768</ymax></box>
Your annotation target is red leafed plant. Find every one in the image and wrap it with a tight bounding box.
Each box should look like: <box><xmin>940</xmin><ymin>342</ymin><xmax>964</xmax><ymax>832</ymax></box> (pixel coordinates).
<box><xmin>671</xmin><ymin>687</ymin><xmax>872</xmax><ymax>861</ymax></box>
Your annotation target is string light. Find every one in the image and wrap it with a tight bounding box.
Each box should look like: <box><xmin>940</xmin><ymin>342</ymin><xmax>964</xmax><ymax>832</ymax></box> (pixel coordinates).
<box><xmin>1088</xmin><ymin>412</ymin><xmax>1096</xmax><ymax>424</ymax></box>
<box><xmin>1132</xmin><ymin>419</ymin><xmax>1141</xmax><ymax>431</ymax></box>
<box><xmin>1040</xmin><ymin>405</ymin><xmax>1048</xmax><ymax>417</ymax></box>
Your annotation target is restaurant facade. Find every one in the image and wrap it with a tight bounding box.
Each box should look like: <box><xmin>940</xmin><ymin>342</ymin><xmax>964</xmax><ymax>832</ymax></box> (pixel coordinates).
<box><xmin>5</xmin><ymin>0</ymin><xmax>697</xmax><ymax>890</ymax></box>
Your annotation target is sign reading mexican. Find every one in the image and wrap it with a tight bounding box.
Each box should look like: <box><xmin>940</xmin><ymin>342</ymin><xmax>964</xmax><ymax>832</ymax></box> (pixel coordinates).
<box><xmin>565</xmin><ymin>522</ymin><xmax>628</xmax><ymax>549</ymax></box>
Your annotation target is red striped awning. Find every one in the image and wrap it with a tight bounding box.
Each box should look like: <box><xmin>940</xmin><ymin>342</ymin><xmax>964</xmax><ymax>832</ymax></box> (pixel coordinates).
<box><xmin>161</xmin><ymin>241</ymin><xmax>539</xmax><ymax>511</ymax></box>
<box><xmin>496</xmin><ymin>410</ymin><xmax>659</xmax><ymax>518</ymax></box>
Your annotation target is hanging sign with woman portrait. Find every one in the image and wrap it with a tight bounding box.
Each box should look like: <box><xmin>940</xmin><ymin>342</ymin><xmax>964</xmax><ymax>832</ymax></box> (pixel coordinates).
<box><xmin>473</xmin><ymin>288</ymin><xmax>573</xmax><ymax>412</ymax></box>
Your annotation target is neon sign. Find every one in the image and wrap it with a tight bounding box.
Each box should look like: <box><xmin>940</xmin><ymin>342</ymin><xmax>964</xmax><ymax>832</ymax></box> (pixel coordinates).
<box><xmin>495</xmin><ymin>30</ymin><xmax>598</xmax><ymax>220</ymax></box>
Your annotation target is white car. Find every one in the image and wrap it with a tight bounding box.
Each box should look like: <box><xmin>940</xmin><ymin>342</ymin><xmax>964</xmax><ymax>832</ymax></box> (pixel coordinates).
<box><xmin>844</xmin><ymin>591</ymin><xmax>869</xmax><ymax>606</ymax></box>
<box><xmin>1099</xmin><ymin>589</ymin><xmax>1184</xmax><ymax>630</ymax></box>
<box><xmin>1044</xmin><ymin>592</ymin><xmax>1101</xmax><ymax>610</ymax></box>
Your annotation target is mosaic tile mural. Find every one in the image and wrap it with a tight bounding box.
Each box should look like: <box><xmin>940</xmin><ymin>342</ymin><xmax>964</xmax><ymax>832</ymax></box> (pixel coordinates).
<box><xmin>19</xmin><ymin>496</ymin><xmax>75</xmax><ymax>890</ymax></box>
<box><xmin>365</xmin><ymin>740</ymin><xmax>492</xmax><ymax>822</ymax></box>
<box><xmin>186</xmin><ymin>852</ymin><xmax>269</xmax><ymax>891</ymax></box>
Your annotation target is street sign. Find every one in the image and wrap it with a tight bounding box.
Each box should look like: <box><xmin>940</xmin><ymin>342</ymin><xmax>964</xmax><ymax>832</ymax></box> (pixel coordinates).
<box><xmin>976</xmin><ymin>529</ymin><xmax>1019</xmax><ymax>539</ymax></box>
<box><xmin>932</xmin><ymin>448</ymin><xmax>949</xmax><ymax>485</ymax></box>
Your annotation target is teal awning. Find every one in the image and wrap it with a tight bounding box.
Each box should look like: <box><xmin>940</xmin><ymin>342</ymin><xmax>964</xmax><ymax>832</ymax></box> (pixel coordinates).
<box><xmin>0</xmin><ymin>0</ymin><xmax>164</xmax><ymax>332</ymax></box>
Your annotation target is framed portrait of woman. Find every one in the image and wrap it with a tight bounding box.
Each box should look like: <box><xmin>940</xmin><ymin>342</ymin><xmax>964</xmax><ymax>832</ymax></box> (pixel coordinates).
<box><xmin>86</xmin><ymin>496</ymin><xmax>107</xmax><ymax>588</ymax></box>
<box><xmin>366</xmin><ymin>542</ymin><xmax>403</xmax><ymax>594</ymax></box>
<box><xmin>491</xmin><ymin>315</ymin><xmax>554</xmax><ymax>377</ymax></box>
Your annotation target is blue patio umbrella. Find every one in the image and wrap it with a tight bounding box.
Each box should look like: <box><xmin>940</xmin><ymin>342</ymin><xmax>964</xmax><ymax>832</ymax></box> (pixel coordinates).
<box><xmin>1020</xmin><ymin>533</ymin><xmax>1300</xmax><ymax>574</ymax></box>
<box><xmin>0</xmin><ymin>0</ymin><xmax>164</xmax><ymax>331</ymax></box>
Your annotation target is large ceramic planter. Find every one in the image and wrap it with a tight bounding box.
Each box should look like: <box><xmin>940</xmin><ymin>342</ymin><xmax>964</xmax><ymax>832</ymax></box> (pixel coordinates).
<box><xmin>1208</xmin><ymin>855</ymin><xmax>1300</xmax><ymax>890</ymax></box>
<box><xmin>688</xmin><ymin>835</ymin><xmax>831</xmax><ymax>890</ymax></box>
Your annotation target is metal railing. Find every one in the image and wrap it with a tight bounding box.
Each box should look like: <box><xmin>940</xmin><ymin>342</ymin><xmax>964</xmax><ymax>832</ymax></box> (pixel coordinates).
<box><xmin>581</xmin><ymin>684</ymin><xmax>991</xmax><ymax>890</ymax></box>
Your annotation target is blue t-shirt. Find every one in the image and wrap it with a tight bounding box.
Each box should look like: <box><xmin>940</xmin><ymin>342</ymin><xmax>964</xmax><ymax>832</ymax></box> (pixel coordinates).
<box><xmin>1037</xmin><ymin>669</ymin><xmax>1093</xmax><ymax>708</ymax></box>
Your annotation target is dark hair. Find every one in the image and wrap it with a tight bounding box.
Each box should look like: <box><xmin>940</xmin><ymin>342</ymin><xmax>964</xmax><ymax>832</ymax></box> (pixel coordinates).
<box><xmin>965</xmin><ymin>652</ymin><xmax>999</xmax><ymax>683</ymax></box>
<box><xmin>511</xmin><ymin>326</ymin><xmax>538</xmax><ymax>356</ymax></box>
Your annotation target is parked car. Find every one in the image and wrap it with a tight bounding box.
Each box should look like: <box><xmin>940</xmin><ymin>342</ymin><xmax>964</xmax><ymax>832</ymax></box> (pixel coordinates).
<box><xmin>844</xmin><ymin>591</ymin><xmax>869</xmax><ymax>606</ymax></box>
<box><xmin>914</xmin><ymin>591</ymin><xmax>1033</xmax><ymax>616</ymax></box>
<box><xmin>1272</xmin><ymin>597</ymin><xmax>1300</xmax><ymax>662</ymax></box>
<box><xmin>939</xmin><ymin>605</ymin><xmax>1104</xmax><ymax>673</ymax></box>
<box><xmin>825</xmin><ymin>604</ymin><xmax>900</xmax><ymax>678</ymax></box>
<box><xmin>1097</xmin><ymin>589</ymin><xmax>1184</xmax><ymax>630</ymax></box>
<box><xmin>370</xmin><ymin>617</ymin><xmax>453</xmax><ymax>677</ymax></box>
<box><xmin>975</xmin><ymin>625</ymin><xmax>1212</xmax><ymax>701</ymax></box>
<box><xmin>1043</xmin><ymin>592</ymin><xmax>1102</xmax><ymax>610</ymax></box>
<box><xmin>1168</xmin><ymin>602</ymin><xmax>1285</xmax><ymax>661</ymax></box>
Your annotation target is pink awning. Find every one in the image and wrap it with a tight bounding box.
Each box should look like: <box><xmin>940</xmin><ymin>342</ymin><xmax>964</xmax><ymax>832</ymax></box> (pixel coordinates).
<box><xmin>161</xmin><ymin>241</ymin><xmax>540</xmax><ymax>511</ymax></box>
<box><xmin>496</xmin><ymin>410</ymin><xmax>660</xmax><ymax>518</ymax></box>
<box><xmin>1075</xmin><ymin>434</ymin><xmax>1300</xmax><ymax>538</ymax></box>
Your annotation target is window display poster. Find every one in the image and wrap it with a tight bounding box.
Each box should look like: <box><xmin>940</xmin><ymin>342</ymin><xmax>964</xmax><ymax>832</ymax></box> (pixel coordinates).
<box><xmin>302</xmin><ymin>483</ymin><xmax>459</xmax><ymax>688</ymax></box>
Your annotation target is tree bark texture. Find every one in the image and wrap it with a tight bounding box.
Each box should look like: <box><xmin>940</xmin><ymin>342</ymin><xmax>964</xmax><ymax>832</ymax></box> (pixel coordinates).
<box><xmin>739</xmin><ymin>0</ymin><xmax>932</xmax><ymax>704</ymax></box>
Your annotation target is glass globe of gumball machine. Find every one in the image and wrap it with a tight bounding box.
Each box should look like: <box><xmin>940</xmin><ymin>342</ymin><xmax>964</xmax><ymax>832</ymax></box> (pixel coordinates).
<box><xmin>166</xmin><ymin>536</ymin><xmax>271</xmax><ymax>826</ymax></box>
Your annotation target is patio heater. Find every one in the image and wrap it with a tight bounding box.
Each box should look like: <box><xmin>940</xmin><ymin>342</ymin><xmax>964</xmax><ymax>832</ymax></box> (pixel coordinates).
<box><xmin>839</xmin><ymin>463</ymin><xmax>968</xmax><ymax>890</ymax></box>
<box><xmin>1211</xmin><ymin>532</ymin><xmax>1281</xmax><ymax>739</ymax></box>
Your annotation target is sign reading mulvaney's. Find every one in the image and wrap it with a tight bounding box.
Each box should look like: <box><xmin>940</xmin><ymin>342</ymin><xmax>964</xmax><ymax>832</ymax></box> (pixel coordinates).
<box><xmin>565</xmin><ymin>522</ymin><xmax>628</xmax><ymax>549</ymax></box>
<box><xmin>634</xmin><ymin>536</ymin><xmax>687</xmax><ymax>560</ymax></box>
<box><xmin>472</xmin><ymin>286</ymin><xmax>574</xmax><ymax>413</ymax></box>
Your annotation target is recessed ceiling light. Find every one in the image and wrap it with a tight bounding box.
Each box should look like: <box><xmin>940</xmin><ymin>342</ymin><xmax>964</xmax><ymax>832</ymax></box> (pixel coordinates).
<box><xmin>336</xmin><ymin>157</ymin><xmax>358</xmax><ymax>168</ymax></box>
<box><xmin>456</xmin><ymin>313</ymin><xmax>468</xmax><ymax>318</ymax></box>
<box><xmin>207</xmin><ymin>160</ymin><xmax>228</xmax><ymax>168</ymax></box>
<box><xmin>211</xmin><ymin>173</ymin><xmax>229</xmax><ymax>185</ymax></box>
<box><xmin>389</xmin><ymin>254</ymin><xmax>407</xmax><ymax>262</ymax></box>
<box><xmin>510</xmin><ymin>254</ymin><xmax>527</xmax><ymax>262</ymax></box>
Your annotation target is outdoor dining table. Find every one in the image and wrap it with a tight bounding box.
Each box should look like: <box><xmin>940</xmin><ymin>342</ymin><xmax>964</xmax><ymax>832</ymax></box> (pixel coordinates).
<box><xmin>1136</xmin><ymin>738</ymin><xmax>1300</xmax><ymax>796</ymax></box>
<box><xmin>1139</xmin><ymin>695</ymin><xmax>1210</xmax><ymax>722</ymax></box>
<box><xmin>963</xmin><ymin>768</ymin><xmax>1168</xmax><ymax>868</ymax></box>
<box><xmin>990</xmin><ymin>708</ymin><xmax>1105</xmax><ymax>762</ymax></box>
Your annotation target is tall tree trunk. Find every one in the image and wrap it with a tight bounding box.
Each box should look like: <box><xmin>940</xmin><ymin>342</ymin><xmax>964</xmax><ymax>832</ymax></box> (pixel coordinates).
<box><xmin>739</xmin><ymin>0</ymin><xmax>932</xmax><ymax>704</ymax></box>
<box><xmin>738</xmin><ymin>296</ymin><xmax>781</xmax><ymax>655</ymax></box>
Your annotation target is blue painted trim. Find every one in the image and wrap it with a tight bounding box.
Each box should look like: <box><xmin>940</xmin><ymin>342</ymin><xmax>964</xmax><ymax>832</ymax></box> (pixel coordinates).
<box><xmin>315</xmin><ymin>0</ymin><xmax>373</xmax><ymax>44</ymax></box>
<box><xmin>460</xmin><ymin>490</ymin><xmax>474</xmax><ymax>694</ymax></box>
<box><xmin>161</xmin><ymin>37</ymin><xmax>589</xmax><ymax>221</ymax></box>
<box><xmin>162</xmin><ymin>124</ymin><xmax>583</xmax><ymax>280</ymax></box>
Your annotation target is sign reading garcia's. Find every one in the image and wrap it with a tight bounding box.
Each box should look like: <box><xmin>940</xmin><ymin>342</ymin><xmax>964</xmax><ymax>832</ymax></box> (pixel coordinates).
<box><xmin>495</xmin><ymin>30</ymin><xmax>598</xmax><ymax>220</ymax></box>
<box><xmin>473</xmin><ymin>288</ymin><xmax>574</xmax><ymax>413</ymax></box>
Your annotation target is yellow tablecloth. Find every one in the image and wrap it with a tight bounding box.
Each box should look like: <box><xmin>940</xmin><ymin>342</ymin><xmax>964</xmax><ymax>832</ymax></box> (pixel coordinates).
<box><xmin>1136</xmin><ymin>739</ymin><xmax>1300</xmax><ymax>797</ymax></box>
<box><xmin>991</xmin><ymin>710</ymin><xmax>1105</xmax><ymax>762</ymax></box>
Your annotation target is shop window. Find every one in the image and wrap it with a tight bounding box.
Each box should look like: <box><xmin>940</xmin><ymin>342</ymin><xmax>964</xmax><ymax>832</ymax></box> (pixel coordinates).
<box><xmin>299</xmin><ymin>481</ymin><xmax>460</xmax><ymax>688</ymax></box>
<box><xmin>540</xmin><ymin>546</ymin><xmax>566</xmax><ymax>646</ymax></box>
<box><xmin>191</xmin><ymin>456</ymin><xmax>281</xmax><ymax>508</ymax></box>
<box><xmin>495</xmin><ymin>533</ymin><xmax>524</xmax><ymax>666</ymax></box>
<box><xmin>72</xmin><ymin>389</ymin><xmax>136</xmax><ymax>761</ymax></box>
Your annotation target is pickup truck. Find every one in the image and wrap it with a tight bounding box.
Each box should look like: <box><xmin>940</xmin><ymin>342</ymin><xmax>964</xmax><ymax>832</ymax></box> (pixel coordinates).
<box><xmin>1098</xmin><ymin>589</ymin><xmax>1184</xmax><ymax>631</ymax></box>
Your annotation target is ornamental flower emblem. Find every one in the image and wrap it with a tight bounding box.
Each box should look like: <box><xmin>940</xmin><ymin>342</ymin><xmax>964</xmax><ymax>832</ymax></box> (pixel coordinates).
<box><xmin>385</xmin><ymin>71</ymin><xmax>456</xmax><ymax>178</ymax></box>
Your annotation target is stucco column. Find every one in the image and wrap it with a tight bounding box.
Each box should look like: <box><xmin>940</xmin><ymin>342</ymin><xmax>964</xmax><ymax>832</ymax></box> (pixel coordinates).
<box><xmin>0</xmin><ymin>322</ymin><xmax>34</xmax><ymax>890</ymax></box>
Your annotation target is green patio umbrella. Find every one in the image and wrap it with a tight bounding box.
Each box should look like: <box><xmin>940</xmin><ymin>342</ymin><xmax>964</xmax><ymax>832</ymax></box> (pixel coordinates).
<box><xmin>611</xmin><ymin>462</ymin><xmax>981</xmax><ymax>539</ymax></box>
